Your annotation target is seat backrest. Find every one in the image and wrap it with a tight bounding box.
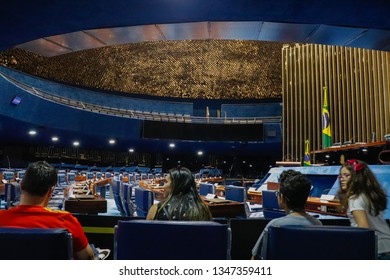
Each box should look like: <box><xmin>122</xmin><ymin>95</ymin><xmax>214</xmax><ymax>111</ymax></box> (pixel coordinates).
<box><xmin>0</xmin><ymin>227</ymin><xmax>73</xmax><ymax>260</ymax></box>
<box><xmin>229</xmin><ymin>218</ymin><xmax>272</xmax><ymax>260</ymax></box>
<box><xmin>199</xmin><ymin>182</ymin><xmax>215</xmax><ymax>196</ymax></box>
<box><xmin>66</xmin><ymin>172</ymin><xmax>76</xmax><ymax>183</ymax></box>
<box><xmin>224</xmin><ymin>185</ymin><xmax>246</xmax><ymax>202</ymax></box>
<box><xmin>114</xmin><ymin>220</ymin><xmax>229</xmax><ymax>260</ymax></box>
<box><xmin>265</xmin><ymin>225</ymin><xmax>377</xmax><ymax>260</ymax></box>
<box><xmin>261</xmin><ymin>190</ymin><xmax>280</xmax><ymax>209</ymax></box>
<box><xmin>120</xmin><ymin>183</ymin><xmax>134</xmax><ymax>216</ymax></box>
<box><xmin>2</xmin><ymin>171</ymin><xmax>15</xmax><ymax>181</ymax></box>
<box><xmin>111</xmin><ymin>179</ymin><xmax>126</xmax><ymax>216</ymax></box>
<box><xmin>4</xmin><ymin>182</ymin><xmax>21</xmax><ymax>209</ymax></box>
<box><xmin>261</xmin><ymin>190</ymin><xmax>285</xmax><ymax>218</ymax></box>
<box><xmin>134</xmin><ymin>187</ymin><xmax>154</xmax><ymax>217</ymax></box>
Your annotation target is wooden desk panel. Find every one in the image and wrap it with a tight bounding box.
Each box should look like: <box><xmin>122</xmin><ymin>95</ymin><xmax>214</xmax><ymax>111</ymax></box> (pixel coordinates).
<box><xmin>305</xmin><ymin>197</ymin><xmax>346</xmax><ymax>217</ymax></box>
<box><xmin>64</xmin><ymin>196</ymin><xmax>107</xmax><ymax>214</ymax></box>
<box><xmin>202</xmin><ymin>197</ymin><xmax>246</xmax><ymax>218</ymax></box>
<box><xmin>246</xmin><ymin>192</ymin><xmax>346</xmax><ymax>217</ymax></box>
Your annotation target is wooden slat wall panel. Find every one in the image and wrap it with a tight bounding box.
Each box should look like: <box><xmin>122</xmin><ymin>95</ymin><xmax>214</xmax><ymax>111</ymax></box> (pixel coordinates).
<box><xmin>282</xmin><ymin>44</ymin><xmax>390</xmax><ymax>163</ymax></box>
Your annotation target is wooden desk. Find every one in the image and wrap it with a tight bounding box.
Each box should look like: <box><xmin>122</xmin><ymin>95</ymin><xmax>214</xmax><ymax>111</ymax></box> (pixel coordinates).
<box><xmin>247</xmin><ymin>191</ymin><xmax>262</xmax><ymax>204</ymax></box>
<box><xmin>64</xmin><ymin>196</ymin><xmax>107</xmax><ymax>214</ymax></box>
<box><xmin>311</xmin><ymin>141</ymin><xmax>387</xmax><ymax>154</ymax></box>
<box><xmin>305</xmin><ymin>197</ymin><xmax>346</xmax><ymax>217</ymax></box>
<box><xmin>202</xmin><ymin>197</ymin><xmax>246</xmax><ymax>218</ymax></box>
<box><xmin>246</xmin><ymin>191</ymin><xmax>346</xmax><ymax>217</ymax></box>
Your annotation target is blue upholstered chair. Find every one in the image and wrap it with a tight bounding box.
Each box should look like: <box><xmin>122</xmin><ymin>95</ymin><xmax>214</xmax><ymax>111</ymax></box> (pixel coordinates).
<box><xmin>199</xmin><ymin>182</ymin><xmax>215</xmax><ymax>196</ymax></box>
<box><xmin>264</xmin><ymin>225</ymin><xmax>377</xmax><ymax>260</ymax></box>
<box><xmin>120</xmin><ymin>183</ymin><xmax>135</xmax><ymax>216</ymax></box>
<box><xmin>261</xmin><ymin>190</ymin><xmax>285</xmax><ymax>219</ymax></box>
<box><xmin>134</xmin><ymin>187</ymin><xmax>154</xmax><ymax>217</ymax></box>
<box><xmin>2</xmin><ymin>171</ymin><xmax>15</xmax><ymax>181</ymax></box>
<box><xmin>0</xmin><ymin>227</ymin><xmax>73</xmax><ymax>260</ymax></box>
<box><xmin>114</xmin><ymin>220</ymin><xmax>229</xmax><ymax>260</ymax></box>
<box><xmin>4</xmin><ymin>182</ymin><xmax>20</xmax><ymax>209</ymax></box>
<box><xmin>111</xmin><ymin>178</ymin><xmax>126</xmax><ymax>216</ymax></box>
<box><xmin>224</xmin><ymin>185</ymin><xmax>246</xmax><ymax>202</ymax></box>
<box><xmin>66</xmin><ymin>172</ymin><xmax>76</xmax><ymax>184</ymax></box>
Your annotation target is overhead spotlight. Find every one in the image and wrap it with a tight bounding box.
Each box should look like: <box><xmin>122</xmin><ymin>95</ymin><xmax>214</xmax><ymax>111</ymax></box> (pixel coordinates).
<box><xmin>325</xmin><ymin>154</ymin><xmax>330</xmax><ymax>158</ymax></box>
<box><xmin>169</xmin><ymin>143</ymin><xmax>175</xmax><ymax>148</ymax></box>
<box><xmin>129</xmin><ymin>148</ymin><xmax>134</xmax><ymax>153</ymax></box>
<box><xmin>51</xmin><ymin>136</ymin><xmax>59</xmax><ymax>142</ymax></box>
<box><xmin>28</xmin><ymin>130</ymin><xmax>37</xmax><ymax>136</ymax></box>
<box><xmin>109</xmin><ymin>139</ymin><xmax>116</xmax><ymax>145</ymax></box>
<box><xmin>197</xmin><ymin>151</ymin><xmax>203</xmax><ymax>156</ymax></box>
<box><xmin>73</xmin><ymin>141</ymin><xmax>80</xmax><ymax>147</ymax></box>
<box><xmin>242</xmin><ymin>161</ymin><xmax>246</xmax><ymax>164</ymax></box>
<box><xmin>362</xmin><ymin>148</ymin><xmax>368</xmax><ymax>153</ymax></box>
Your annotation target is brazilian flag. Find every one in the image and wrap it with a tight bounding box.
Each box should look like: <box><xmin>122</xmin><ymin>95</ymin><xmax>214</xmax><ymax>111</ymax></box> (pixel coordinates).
<box><xmin>322</xmin><ymin>87</ymin><xmax>332</xmax><ymax>148</ymax></box>
<box><xmin>303</xmin><ymin>140</ymin><xmax>311</xmax><ymax>166</ymax></box>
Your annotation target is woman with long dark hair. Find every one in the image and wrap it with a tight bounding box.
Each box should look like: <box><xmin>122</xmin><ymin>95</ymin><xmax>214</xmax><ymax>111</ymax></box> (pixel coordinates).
<box><xmin>338</xmin><ymin>159</ymin><xmax>390</xmax><ymax>259</ymax></box>
<box><xmin>147</xmin><ymin>166</ymin><xmax>212</xmax><ymax>221</ymax></box>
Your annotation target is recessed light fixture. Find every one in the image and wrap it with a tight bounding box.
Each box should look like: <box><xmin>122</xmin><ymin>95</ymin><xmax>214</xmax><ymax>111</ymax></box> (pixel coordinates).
<box><xmin>73</xmin><ymin>141</ymin><xmax>80</xmax><ymax>147</ymax></box>
<box><xmin>109</xmin><ymin>139</ymin><xmax>116</xmax><ymax>144</ymax></box>
<box><xmin>28</xmin><ymin>130</ymin><xmax>37</xmax><ymax>136</ymax></box>
<box><xmin>197</xmin><ymin>151</ymin><xmax>203</xmax><ymax>156</ymax></box>
<box><xmin>169</xmin><ymin>143</ymin><xmax>175</xmax><ymax>148</ymax></box>
<box><xmin>129</xmin><ymin>148</ymin><xmax>134</xmax><ymax>153</ymax></box>
<box><xmin>51</xmin><ymin>136</ymin><xmax>59</xmax><ymax>142</ymax></box>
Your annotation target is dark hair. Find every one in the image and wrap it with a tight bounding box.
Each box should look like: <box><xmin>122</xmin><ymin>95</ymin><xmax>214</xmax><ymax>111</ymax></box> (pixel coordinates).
<box><xmin>341</xmin><ymin>160</ymin><xmax>387</xmax><ymax>216</ymax></box>
<box><xmin>157</xmin><ymin>166</ymin><xmax>212</xmax><ymax>221</ymax></box>
<box><xmin>21</xmin><ymin>161</ymin><xmax>58</xmax><ymax>196</ymax></box>
<box><xmin>278</xmin><ymin>169</ymin><xmax>312</xmax><ymax>211</ymax></box>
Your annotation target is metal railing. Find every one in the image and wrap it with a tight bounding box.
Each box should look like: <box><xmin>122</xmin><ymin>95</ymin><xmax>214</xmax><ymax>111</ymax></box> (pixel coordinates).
<box><xmin>1</xmin><ymin>72</ymin><xmax>281</xmax><ymax>124</ymax></box>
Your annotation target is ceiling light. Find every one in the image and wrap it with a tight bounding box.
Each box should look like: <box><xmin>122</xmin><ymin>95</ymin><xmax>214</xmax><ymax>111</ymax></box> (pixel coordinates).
<box><xmin>129</xmin><ymin>148</ymin><xmax>134</xmax><ymax>153</ymax></box>
<box><xmin>28</xmin><ymin>130</ymin><xmax>37</xmax><ymax>136</ymax></box>
<box><xmin>51</xmin><ymin>136</ymin><xmax>59</xmax><ymax>142</ymax></box>
<box><xmin>109</xmin><ymin>139</ymin><xmax>116</xmax><ymax>144</ymax></box>
<box><xmin>73</xmin><ymin>141</ymin><xmax>80</xmax><ymax>147</ymax></box>
<box><xmin>197</xmin><ymin>151</ymin><xmax>203</xmax><ymax>156</ymax></box>
<box><xmin>169</xmin><ymin>143</ymin><xmax>175</xmax><ymax>148</ymax></box>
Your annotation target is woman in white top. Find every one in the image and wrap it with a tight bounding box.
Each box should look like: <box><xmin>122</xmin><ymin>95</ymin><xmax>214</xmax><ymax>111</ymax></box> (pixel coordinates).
<box><xmin>338</xmin><ymin>159</ymin><xmax>390</xmax><ymax>259</ymax></box>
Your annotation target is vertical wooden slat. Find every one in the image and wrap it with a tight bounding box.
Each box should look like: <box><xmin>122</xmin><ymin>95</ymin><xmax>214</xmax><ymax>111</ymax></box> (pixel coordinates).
<box><xmin>282</xmin><ymin>43</ymin><xmax>390</xmax><ymax>162</ymax></box>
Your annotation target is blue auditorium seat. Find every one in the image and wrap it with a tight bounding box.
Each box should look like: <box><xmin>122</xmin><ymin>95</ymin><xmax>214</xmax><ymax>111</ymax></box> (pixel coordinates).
<box><xmin>114</xmin><ymin>220</ymin><xmax>229</xmax><ymax>260</ymax></box>
<box><xmin>66</xmin><ymin>172</ymin><xmax>76</xmax><ymax>184</ymax></box>
<box><xmin>0</xmin><ymin>227</ymin><xmax>73</xmax><ymax>260</ymax></box>
<box><xmin>111</xmin><ymin>178</ymin><xmax>126</xmax><ymax>216</ymax></box>
<box><xmin>224</xmin><ymin>185</ymin><xmax>246</xmax><ymax>202</ymax></box>
<box><xmin>265</xmin><ymin>225</ymin><xmax>377</xmax><ymax>260</ymax></box>
<box><xmin>86</xmin><ymin>172</ymin><xmax>95</xmax><ymax>180</ymax></box>
<box><xmin>199</xmin><ymin>182</ymin><xmax>215</xmax><ymax>196</ymax></box>
<box><xmin>4</xmin><ymin>182</ymin><xmax>20</xmax><ymax>209</ymax></box>
<box><xmin>57</xmin><ymin>173</ymin><xmax>67</xmax><ymax>188</ymax></box>
<box><xmin>134</xmin><ymin>187</ymin><xmax>154</xmax><ymax>217</ymax></box>
<box><xmin>2</xmin><ymin>171</ymin><xmax>14</xmax><ymax>181</ymax></box>
<box><xmin>120</xmin><ymin>183</ymin><xmax>135</xmax><ymax>216</ymax></box>
<box><xmin>16</xmin><ymin>170</ymin><xmax>25</xmax><ymax>181</ymax></box>
<box><xmin>261</xmin><ymin>190</ymin><xmax>285</xmax><ymax>219</ymax></box>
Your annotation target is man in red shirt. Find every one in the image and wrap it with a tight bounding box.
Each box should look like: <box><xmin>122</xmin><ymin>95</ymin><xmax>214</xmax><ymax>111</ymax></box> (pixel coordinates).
<box><xmin>0</xmin><ymin>161</ymin><xmax>95</xmax><ymax>260</ymax></box>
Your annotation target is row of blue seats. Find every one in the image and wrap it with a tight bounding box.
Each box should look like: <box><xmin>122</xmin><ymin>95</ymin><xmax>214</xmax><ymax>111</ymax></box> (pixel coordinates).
<box><xmin>0</xmin><ymin>220</ymin><xmax>377</xmax><ymax>260</ymax></box>
<box><xmin>110</xmin><ymin>178</ymin><xmax>154</xmax><ymax>217</ymax></box>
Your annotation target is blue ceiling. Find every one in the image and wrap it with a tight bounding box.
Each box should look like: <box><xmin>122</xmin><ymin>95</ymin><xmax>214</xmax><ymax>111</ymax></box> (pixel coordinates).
<box><xmin>1</xmin><ymin>0</ymin><xmax>390</xmax><ymax>55</ymax></box>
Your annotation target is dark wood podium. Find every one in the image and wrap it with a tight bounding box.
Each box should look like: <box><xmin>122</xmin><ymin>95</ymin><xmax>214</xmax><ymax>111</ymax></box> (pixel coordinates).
<box><xmin>64</xmin><ymin>196</ymin><xmax>107</xmax><ymax>214</ymax></box>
